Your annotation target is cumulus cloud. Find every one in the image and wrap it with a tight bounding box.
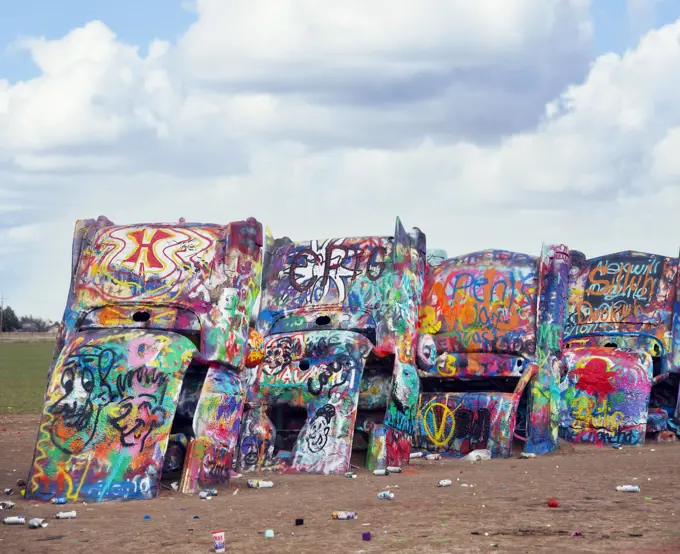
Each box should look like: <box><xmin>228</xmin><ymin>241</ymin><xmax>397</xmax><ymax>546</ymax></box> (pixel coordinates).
<box><xmin>1</xmin><ymin>1</ymin><xmax>679</xmax><ymax>319</ymax></box>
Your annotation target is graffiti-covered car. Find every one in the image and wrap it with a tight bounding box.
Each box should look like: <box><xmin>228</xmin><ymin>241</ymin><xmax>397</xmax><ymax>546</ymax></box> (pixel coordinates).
<box><xmin>561</xmin><ymin>251</ymin><xmax>678</xmax><ymax>444</ymax></box>
<box><xmin>25</xmin><ymin>216</ymin><xmax>262</xmax><ymax>502</ymax></box>
<box><xmin>415</xmin><ymin>246</ymin><xmax>571</xmax><ymax>457</ymax></box>
<box><xmin>238</xmin><ymin>218</ymin><xmax>426</xmax><ymax>474</ymax></box>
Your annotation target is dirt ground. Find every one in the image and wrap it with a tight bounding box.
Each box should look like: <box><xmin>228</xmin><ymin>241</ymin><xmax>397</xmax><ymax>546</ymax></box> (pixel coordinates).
<box><xmin>1</xmin><ymin>415</ymin><xmax>680</xmax><ymax>554</ymax></box>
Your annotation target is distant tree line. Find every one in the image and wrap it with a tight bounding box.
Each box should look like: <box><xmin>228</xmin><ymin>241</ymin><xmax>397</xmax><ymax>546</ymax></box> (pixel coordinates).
<box><xmin>1</xmin><ymin>306</ymin><xmax>56</xmax><ymax>332</ymax></box>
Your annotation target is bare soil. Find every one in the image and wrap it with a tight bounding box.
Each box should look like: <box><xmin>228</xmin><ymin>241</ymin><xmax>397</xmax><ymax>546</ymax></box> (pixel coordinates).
<box><xmin>2</xmin><ymin>414</ymin><xmax>680</xmax><ymax>553</ymax></box>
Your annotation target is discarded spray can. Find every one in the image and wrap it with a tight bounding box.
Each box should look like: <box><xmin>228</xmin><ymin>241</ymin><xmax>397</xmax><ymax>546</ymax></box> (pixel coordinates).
<box><xmin>2</xmin><ymin>516</ymin><xmax>25</xmax><ymax>525</ymax></box>
<box><xmin>344</xmin><ymin>472</ymin><xmax>357</xmax><ymax>479</ymax></box>
<box><xmin>204</xmin><ymin>488</ymin><xmax>218</xmax><ymax>497</ymax></box>
<box><xmin>386</xmin><ymin>466</ymin><xmax>402</xmax><ymax>473</ymax></box>
<box><xmin>612</xmin><ymin>444</ymin><xmax>622</xmax><ymax>449</ymax></box>
<box><xmin>247</xmin><ymin>479</ymin><xmax>274</xmax><ymax>489</ymax></box>
<box><xmin>199</xmin><ymin>491</ymin><xmax>212</xmax><ymax>500</ymax></box>
<box><xmin>438</xmin><ymin>479</ymin><xmax>453</xmax><ymax>487</ymax></box>
<box><xmin>425</xmin><ymin>454</ymin><xmax>441</xmax><ymax>461</ymax></box>
<box><xmin>0</xmin><ymin>501</ymin><xmax>15</xmax><ymax>510</ymax></box>
<box><xmin>520</xmin><ymin>452</ymin><xmax>536</xmax><ymax>459</ymax></box>
<box><xmin>377</xmin><ymin>491</ymin><xmax>394</xmax><ymax>499</ymax></box>
<box><xmin>616</xmin><ymin>485</ymin><xmax>640</xmax><ymax>493</ymax></box>
<box><xmin>332</xmin><ymin>511</ymin><xmax>358</xmax><ymax>520</ymax></box>
<box><xmin>51</xmin><ymin>497</ymin><xmax>67</xmax><ymax>505</ymax></box>
<box><xmin>410</xmin><ymin>452</ymin><xmax>424</xmax><ymax>459</ymax></box>
<box><xmin>373</xmin><ymin>469</ymin><xmax>390</xmax><ymax>476</ymax></box>
<box><xmin>3</xmin><ymin>488</ymin><xmax>13</xmax><ymax>495</ymax></box>
<box><xmin>28</xmin><ymin>518</ymin><xmax>48</xmax><ymax>529</ymax></box>
<box><xmin>55</xmin><ymin>511</ymin><xmax>77</xmax><ymax>519</ymax></box>
<box><xmin>212</xmin><ymin>530</ymin><xmax>225</xmax><ymax>553</ymax></box>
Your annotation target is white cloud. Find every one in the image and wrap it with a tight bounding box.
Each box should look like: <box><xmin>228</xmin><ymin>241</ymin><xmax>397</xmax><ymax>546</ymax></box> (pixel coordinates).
<box><xmin>2</xmin><ymin>2</ymin><xmax>680</xmax><ymax>320</ymax></box>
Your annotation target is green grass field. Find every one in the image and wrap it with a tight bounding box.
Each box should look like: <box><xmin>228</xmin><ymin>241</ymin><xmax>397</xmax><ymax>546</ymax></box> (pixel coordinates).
<box><xmin>0</xmin><ymin>342</ymin><xmax>55</xmax><ymax>414</ymax></box>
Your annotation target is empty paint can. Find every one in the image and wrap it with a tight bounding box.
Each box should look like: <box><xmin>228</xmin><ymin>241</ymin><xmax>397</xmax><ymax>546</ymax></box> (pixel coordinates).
<box><xmin>373</xmin><ymin>469</ymin><xmax>389</xmax><ymax>476</ymax></box>
<box><xmin>51</xmin><ymin>497</ymin><xmax>67</xmax><ymax>504</ymax></box>
<box><xmin>55</xmin><ymin>511</ymin><xmax>77</xmax><ymax>519</ymax></box>
<box><xmin>247</xmin><ymin>479</ymin><xmax>273</xmax><ymax>489</ymax></box>
<box><xmin>386</xmin><ymin>466</ymin><xmax>402</xmax><ymax>473</ymax></box>
<box><xmin>2</xmin><ymin>516</ymin><xmax>25</xmax><ymax>525</ymax></box>
<box><xmin>410</xmin><ymin>452</ymin><xmax>424</xmax><ymax>459</ymax></box>
<box><xmin>377</xmin><ymin>491</ymin><xmax>394</xmax><ymax>499</ymax></box>
<box><xmin>332</xmin><ymin>511</ymin><xmax>357</xmax><ymax>520</ymax></box>
<box><xmin>425</xmin><ymin>454</ymin><xmax>441</xmax><ymax>461</ymax></box>
<box><xmin>212</xmin><ymin>530</ymin><xmax>225</xmax><ymax>553</ymax></box>
<box><xmin>28</xmin><ymin>518</ymin><xmax>48</xmax><ymax>529</ymax></box>
<box><xmin>344</xmin><ymin>472</ymin><xmax>357</xmax><ymax>479</ymax></box>
<box><xmin>438</xmin><ymin>480</ymin><xmax>452</xmax><ymax>487</ymax></box>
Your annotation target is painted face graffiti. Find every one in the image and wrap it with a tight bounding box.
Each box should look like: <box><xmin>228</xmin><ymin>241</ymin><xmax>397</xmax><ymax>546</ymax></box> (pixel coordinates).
<box><xmin>306</xmin><ymin>404</ymin><xmax>336</xmax><ymax>453</ymax></box>
<box><xmin>48</xmin><ymin>345</ymin><xmax>115</xmax><ymax>455</ymax></box>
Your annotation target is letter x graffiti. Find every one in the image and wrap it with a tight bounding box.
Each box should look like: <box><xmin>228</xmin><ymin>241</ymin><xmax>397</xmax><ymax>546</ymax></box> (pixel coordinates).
<box><xmin>123</xmin><ymin>229</ymin><xmax>173</xmax><ymax>270</ymax></box>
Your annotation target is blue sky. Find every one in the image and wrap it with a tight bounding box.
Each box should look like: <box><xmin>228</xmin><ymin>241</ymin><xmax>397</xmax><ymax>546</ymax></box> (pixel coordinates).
<box><xmin>0</xmin><ymin>0</ymin><xmax>195</xmax><ymax>82</ymax></box>
<box><xmin>2</xmin><ymin>1</ymin><xmax>680</xmax><ymax>84</ymax></box>
<box><xmin>592</xmin><ymin>0</ymin><xmax>680</xmax><ymax>54</ymax></box>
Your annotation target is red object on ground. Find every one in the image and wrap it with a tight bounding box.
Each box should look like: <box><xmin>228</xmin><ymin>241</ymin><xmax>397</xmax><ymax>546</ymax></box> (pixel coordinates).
<box><xmin>547</xmin><ymin>498</ymin><xmax>559</xmax><ymax>508</ymax></box>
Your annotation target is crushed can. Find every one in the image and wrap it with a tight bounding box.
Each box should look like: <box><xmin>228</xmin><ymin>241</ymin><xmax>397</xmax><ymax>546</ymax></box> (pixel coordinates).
<box><xmin>332</xmin><ymin>511</ymin><xmax>357</xmax><ymax>520</ymax></box>
<box><xmin>247</xmin><ymin>479</ymin><xmax>274</xmax><ymax>489</ymax></box>
<box><xmin>0</xmin><ymin>501</ymin><xmax>15</xmax><ymax>510</ymax></box>
<box><xmin>3</xmin><ymin>488</ymin><xmax>13</xmax><ymax>495</ymax></box>
<box><xmin>2</xmin><ymin>516</ymin><xmax>25</xmax><ymax>525</ymax></box>
<box><xmin>386</xmin><ymin>466</ymin><xmax>402</xmax><ymax>473</ymax></box>
<box><xmin>51</xmin><ymin>497</ymin><xmax>67</xmax><ymax>505</ymax></box>
<box><xmin>373</xmin><ymin>469</ymin><xmax>390</xmax><ymax>476</ymax></box>
<box><xmin>204</xmin><ymin>488</ymin><xmax>218</xmax><ymax>496</ymax></box>
<box><xmin>344</xmin><ymin>472</ymin><xmax>357</xmax><ymax>479</ymax></box>
<box><xmin>199</xmin><ymin>491</ymin><xmax>212</xmax><ymax>500</ymax></box>
<box><xmin>55</xmin><ymin>511</ymin><xmax>77</xmax><ymax>519</ymax></box>
<box><xmin>438</xmin><ymin>479</ymin><xmax>453</xmax><ymax>487</ymax></box>
<box><xmin>410</xmin><ymin>452</ymin><xmax>424</xmax><ymax>459</ymax></box>
<box><xmin>28</xmin><ymin>518</ymin><xmax>48</xmax><ymax>529</ymax></box>
<box><xmin>425</xmin><ymin>453</ymin><xmax>442</xmax><ymax>461</ymax></box>
<box><xmin>377</xmin><ymin>491</ymin><xmax>394</xmax><ymax>499</ymax></box>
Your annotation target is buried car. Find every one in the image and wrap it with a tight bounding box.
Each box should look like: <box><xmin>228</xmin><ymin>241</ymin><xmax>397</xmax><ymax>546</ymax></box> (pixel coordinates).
<box><xmin>25</xmin><ymin>216</ymin><xmax>262</xmax><ymax>502</ymax></box>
